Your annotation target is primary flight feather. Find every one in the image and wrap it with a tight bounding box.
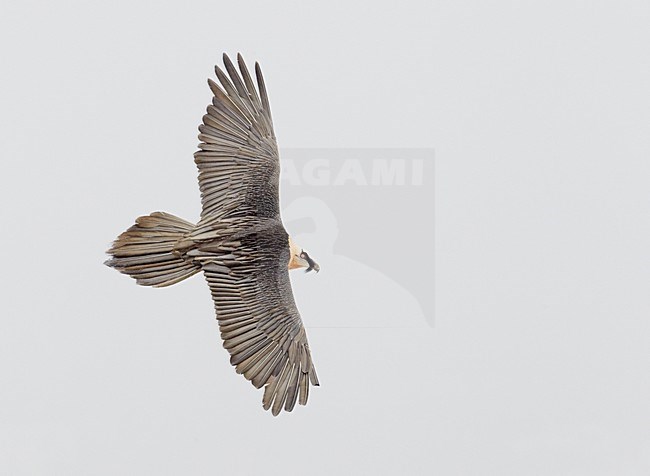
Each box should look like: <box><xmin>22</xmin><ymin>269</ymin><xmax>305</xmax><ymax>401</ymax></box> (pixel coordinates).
<box><xmin>105</xmin><ymin>53</ymin><xmax>320</xmax><ymax>415</ymax></box>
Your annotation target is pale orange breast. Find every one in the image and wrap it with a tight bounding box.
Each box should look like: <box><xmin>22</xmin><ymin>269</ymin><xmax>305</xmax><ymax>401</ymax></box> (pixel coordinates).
<box><xmin>287</xmin><ymin>236</ymin><xmax>302</xmax><ymax>269</ymax></box>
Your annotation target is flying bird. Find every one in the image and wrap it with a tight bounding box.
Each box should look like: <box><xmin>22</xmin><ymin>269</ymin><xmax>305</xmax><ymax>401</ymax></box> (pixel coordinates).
<box><xmin>105</xmin><ymin>54</ymin><xmax>320</xmax><ymax>415</ymax></box>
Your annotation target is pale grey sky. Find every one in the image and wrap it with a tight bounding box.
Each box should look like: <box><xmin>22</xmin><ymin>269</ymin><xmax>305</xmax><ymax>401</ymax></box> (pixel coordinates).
<box><xmin>1</xmin><ymin>1</ymin><xmax>649</xmax><ymax>474</ymax></box>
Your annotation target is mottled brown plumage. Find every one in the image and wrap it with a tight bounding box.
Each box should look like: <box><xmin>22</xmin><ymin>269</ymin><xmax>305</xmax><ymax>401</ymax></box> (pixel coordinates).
<box><xmin>106</xmin><ymin>54</ymin><xmax>319</xmax><ymax>415</ymax></box>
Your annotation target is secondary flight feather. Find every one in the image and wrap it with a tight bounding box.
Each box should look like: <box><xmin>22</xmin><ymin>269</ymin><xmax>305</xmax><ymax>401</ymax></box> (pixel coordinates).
<box><xmin>105</xmin><ymin>53</ymin><xmax>320</xmax><ymax>415</ymax></box>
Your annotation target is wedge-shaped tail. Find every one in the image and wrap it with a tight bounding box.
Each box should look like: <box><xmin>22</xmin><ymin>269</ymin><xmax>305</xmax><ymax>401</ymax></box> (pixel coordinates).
<box><xmin>105</xmin><ymin>212</ymin><xmax>200</xmax><ymax>287</ymax></box>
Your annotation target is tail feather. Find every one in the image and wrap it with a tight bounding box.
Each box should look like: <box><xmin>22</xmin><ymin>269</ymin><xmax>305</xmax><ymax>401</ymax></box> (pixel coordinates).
<box><xmin>105</xmin><ymin>212</ymin><xmax>200</xmax><ymax>287</ymax></box>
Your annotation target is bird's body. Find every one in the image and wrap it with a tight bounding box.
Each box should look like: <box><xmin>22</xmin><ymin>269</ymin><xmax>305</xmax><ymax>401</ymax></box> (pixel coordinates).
<box><xmin>105</xmin><ymin>54</ymin><xmax>320</xmax><ymax>415</ymax></box>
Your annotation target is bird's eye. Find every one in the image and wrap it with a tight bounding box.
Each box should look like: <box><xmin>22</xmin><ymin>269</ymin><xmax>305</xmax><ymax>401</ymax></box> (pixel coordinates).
<box><xmin>300</xmin><ymin>252</ymin><xmax>306</xmax><ymax>259</ymax></box>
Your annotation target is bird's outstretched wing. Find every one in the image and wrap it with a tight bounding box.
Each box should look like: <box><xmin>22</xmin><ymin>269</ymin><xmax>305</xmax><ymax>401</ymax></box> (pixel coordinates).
<box><xmin>198</xmin><ymin>220</ymin><xmax>319</xmax><ymax>415</ymax></box>
<box><xmin>194</xmin><ymin>53</ymin><xmax>280</xmax><ymax>222</ymax></box>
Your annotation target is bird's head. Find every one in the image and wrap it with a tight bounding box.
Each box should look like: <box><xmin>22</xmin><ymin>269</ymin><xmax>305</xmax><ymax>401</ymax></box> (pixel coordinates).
<box><xmin>288</xmin><ymin>237</ymin><xmax>320</xmax><ymax>273</ymax></box>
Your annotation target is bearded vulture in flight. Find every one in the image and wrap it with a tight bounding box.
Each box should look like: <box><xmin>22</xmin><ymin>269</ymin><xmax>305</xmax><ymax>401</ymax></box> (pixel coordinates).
<box><xmin>105</xmin><ymin>53</ymin><xmax>320</xmax><ymax>416</ymax></box>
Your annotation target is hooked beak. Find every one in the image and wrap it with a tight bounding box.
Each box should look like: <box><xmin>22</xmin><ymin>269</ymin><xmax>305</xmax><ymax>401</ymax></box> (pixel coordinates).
<box><xmin>306</xmin><ymin>260</ymin><xmax>320</xmax><ymax>273</ymax></box>
<box><xmin>302</xmin><ymin>252</ymin><xmax>320</xmax><ymax>273</ymax></box>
